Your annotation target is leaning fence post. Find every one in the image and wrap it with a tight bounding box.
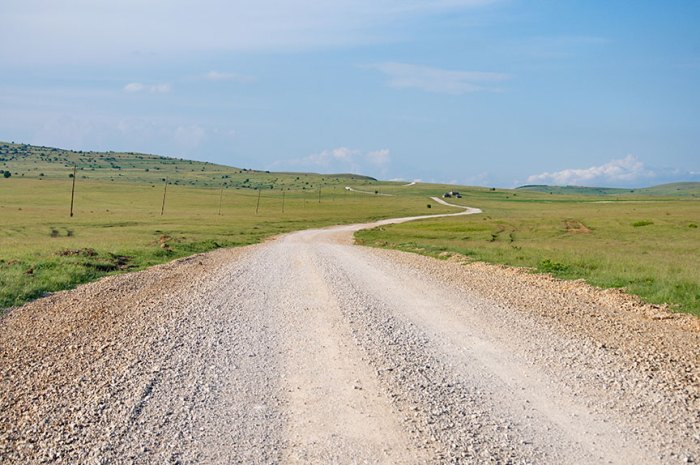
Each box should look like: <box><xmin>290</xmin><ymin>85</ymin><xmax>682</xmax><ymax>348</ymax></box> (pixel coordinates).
<box><xmin>161</xmin><ymin>179</ymin><xmax>168</xmax><ymax>216</ymax></box>
<box><xmin>69</xmin><ymin>165</ymin><xmax>77</xmax><ymax>217</ymax></box>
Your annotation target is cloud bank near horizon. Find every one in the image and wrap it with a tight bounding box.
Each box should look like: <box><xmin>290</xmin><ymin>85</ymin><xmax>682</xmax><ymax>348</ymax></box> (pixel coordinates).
<box><xmin>526</xmin><ymin>155</ymin><xmax>654</xmax><ymax>186</ymax></box>
<box><xmin>270</xmin><ymin>147</ymin><xmax>391</xmax><ymax>176</ymax></box>
<box><xmin>526</xmin><ymin>155</ymin><xmax>700</xmax><ymax>188</ymax></box>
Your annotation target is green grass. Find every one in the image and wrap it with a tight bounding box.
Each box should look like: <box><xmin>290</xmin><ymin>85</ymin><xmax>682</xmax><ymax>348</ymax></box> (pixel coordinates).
<box><xmin>356</xmin><ymin>191</ymin><xmax>700</xmax><ymax>317</ymax></box>
<box><xmin>517</xmin><ymin>182</ymin><xmax>700</xmax><ymax>197</ymax></box>
<box><xmin>0</xmin><ymin>175</ymin><xmax>452</xmax><ymax>311</ymax></box>
<box><xmin>0</xmin><ymin>140</ymin><xmax>448</xmax><ymax>311</ymax></box>
<box><xmin>2</xmin><ymin>141</ymin><xmax>699</xmax><ymax>318</ymax></box>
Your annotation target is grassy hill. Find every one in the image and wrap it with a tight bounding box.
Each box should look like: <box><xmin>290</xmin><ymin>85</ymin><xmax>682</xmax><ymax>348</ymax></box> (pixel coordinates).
<box><xmin>637</xmin><ymin>182</ymin><xmax>700</xmax><ymax>196</ymax></box>
<box><xmin>0</xmin><ymin>142</ymin><xmax>449</xmax><ymax>311</ymax></box>
<box><xmin>516</xmin><ymin>182</ymin><xmax>700</xmax><ymax>197</ymax></box>
<box><xmin>1</xmin><ymin>141</ymin><xmax>699</xmax><ymax>317</ymax></box>
<box><xmin>0</xmin><ymin>141</ymin><xmax>376</xmax><ymax>190</ymax></box>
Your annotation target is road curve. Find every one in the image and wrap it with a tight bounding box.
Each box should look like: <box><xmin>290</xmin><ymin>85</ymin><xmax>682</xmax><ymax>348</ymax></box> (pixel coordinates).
<box><xmin>1</xmin><ymin>207</ymin><xmax>698</xmax><ymax>464</ymax></box>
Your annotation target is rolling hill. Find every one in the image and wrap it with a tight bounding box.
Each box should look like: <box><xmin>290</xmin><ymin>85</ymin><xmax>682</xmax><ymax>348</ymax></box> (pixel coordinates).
<box><xmin>516</xmin><ymin>182</ymin><xmax>700</xmax><ymax>197</ymax></box>
<box><xmin>0</xmin><ymin>141</ymin><xmax>377</xmax><ymax>190</ymax></box>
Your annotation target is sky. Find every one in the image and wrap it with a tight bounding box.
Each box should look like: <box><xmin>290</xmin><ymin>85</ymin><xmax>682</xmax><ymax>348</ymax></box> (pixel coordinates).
<box><xmin>1</xmin><ymin>0</ymin><xmax>698</xmax><ymax>188</ymax></box>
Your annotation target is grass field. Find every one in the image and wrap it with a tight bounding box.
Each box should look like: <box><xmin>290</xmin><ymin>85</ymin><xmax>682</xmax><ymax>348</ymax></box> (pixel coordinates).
<box><xmin>0</xmin><ymin>175</ymin><xmax>451</xmax><ymax>311</ymax></box>
<box><xmin>356</xmin><ymin>187</ymin><xmax>700</xmax><ymax>316</ymax></box>
<box><xmin>0</xmin><ymin>140</ymin><xmax>433</xmax><ymax>310</ymax></box>
<box><xmin>516</xmin><ymin>182</ymin><xmax>700</xmax><ymax>197</ymax></box>
<box><xmin>2</xmin><ymin>142</ymin><xmax>699</xmax><ymax>317</ymax></box>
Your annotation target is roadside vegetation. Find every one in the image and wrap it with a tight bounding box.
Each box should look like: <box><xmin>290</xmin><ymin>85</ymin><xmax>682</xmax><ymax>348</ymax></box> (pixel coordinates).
<box><xmin>356</xmin><ymin>187</ymin><xmax>700</xmax><ymax>317</ymax></box>
<box><xmin>2</xmin><ymin>141</ymin><xmax>699</xmax><ymax>317</ymax></box>
<box><xmin>0</xmin><ymin>142</ymin><xmax>454</xmax><ymax>311</ymax></box>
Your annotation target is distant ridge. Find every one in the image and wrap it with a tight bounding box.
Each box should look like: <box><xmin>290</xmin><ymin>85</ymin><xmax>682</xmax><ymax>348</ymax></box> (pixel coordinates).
<box><xmin>516</xmin><ymin>182</ymin><xmax>700</xmax><ymax>197</ymax></box>
<box><xmin>275</xmin><ymin>171</ymin><xmax>377</xmax><ymax>181</ymax></box>
<box><xmin>0</xmin><ymin>141</ymin><xmax>379</xmax><ymax>189</ymax></box>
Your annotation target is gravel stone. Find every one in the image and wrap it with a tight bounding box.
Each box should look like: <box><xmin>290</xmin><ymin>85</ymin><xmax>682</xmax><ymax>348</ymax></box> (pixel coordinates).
<box><xmin>1</xmin><ymin>211</ymin><xmax>698</xmax><ymax>464</ymax></box>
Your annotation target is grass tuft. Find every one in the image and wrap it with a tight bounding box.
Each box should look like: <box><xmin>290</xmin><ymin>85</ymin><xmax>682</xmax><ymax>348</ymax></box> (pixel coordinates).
<box><xmin>538</xmin><ymin>259</ymin><xmax>569</xmax><ymax>274</ymax></box>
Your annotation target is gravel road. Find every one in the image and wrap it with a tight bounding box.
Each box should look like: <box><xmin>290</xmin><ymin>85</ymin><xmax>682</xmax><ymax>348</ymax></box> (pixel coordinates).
<box><xmin>1</xmin><ymin>209</ymin><xmax>698</xmax><ymax>464</ymax></box>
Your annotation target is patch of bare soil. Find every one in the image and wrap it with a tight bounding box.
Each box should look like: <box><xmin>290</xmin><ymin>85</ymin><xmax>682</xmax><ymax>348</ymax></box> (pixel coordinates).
<box><xmin>563</xmin><ymin>219</ymin><xmax>591</xmax><ymax>233</ymax></box>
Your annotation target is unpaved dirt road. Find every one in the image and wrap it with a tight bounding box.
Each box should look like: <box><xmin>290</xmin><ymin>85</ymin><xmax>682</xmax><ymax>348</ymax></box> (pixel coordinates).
<box><xmin>1</xmin><ymin>208</ymin><xmax>699</xmax><ymax>464</ymax></box>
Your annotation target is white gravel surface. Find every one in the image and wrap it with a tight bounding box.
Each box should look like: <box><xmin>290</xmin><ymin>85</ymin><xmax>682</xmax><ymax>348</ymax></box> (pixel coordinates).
<box><xmin>1</xmin><ymin>209</ymin><xmax>698</xmax><ymax>464</ymax></box>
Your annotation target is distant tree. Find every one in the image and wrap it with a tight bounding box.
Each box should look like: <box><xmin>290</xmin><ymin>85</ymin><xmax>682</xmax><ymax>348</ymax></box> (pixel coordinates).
<box><xmin>2</xmin><ymin>171</ymin><xmax>10</xmax><ymax>178</ymax></box>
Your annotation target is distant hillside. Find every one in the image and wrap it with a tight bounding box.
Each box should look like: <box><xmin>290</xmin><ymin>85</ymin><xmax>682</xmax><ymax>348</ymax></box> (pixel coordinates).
<box><xmin>0</xmin><ymin>141</ymin><xmax>377</xmax><ymax>190</ymax></box>
<box><xmin>637</xmin><ymin>182</ymin><xmax>700</xmax><ymax>196</ymax></box>
<box><xmin>516</xmin><ymin>182</ymin><xmax>700</xmax><ymax>197</ymax></box>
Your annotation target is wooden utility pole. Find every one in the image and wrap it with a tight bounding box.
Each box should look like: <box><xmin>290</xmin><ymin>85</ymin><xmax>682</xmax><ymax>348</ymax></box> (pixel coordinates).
<box><xmin>69</xmin><ymin>165</ymin><xmax>77</xmax><ymax>217</ymax></box>
<box><xmin>218</xmin><ymin>186</ymin><xmax>224</xmax><ymax>216</ymax></box>
<box><xmin>282</xmin><ymin>190</ymin><xmax>285</xmax><ymax>213</ymax></box>
<box><xmin>255</xmin><ymin>189</ymin><xmax>261</xmax><ymax>214</ymax></box>
<box><xmin>318</xmin><ymin>186</ymin><xmax>321</xmax><ymax>203</ymax></box>
<box><xmin>161</xmin><ymin>180</ymin><xmax>168</xmax><ymax>216</ymax></box>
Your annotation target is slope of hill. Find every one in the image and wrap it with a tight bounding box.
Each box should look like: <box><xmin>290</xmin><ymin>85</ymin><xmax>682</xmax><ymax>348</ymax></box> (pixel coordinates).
<box><xmin>0</xmin><ymin>141</ymin><xmax>441</xmax><ymax>311</ymax></box>
<box><xmin>638</xmin><ymin>182</ymin><xmax>700</xmax><ymax>196</ymax></box>
<box><xmin>0</xmin><ymin>141</ymin><xmax>377</xmax><ymax>189</ymax></box>
<box><xmin>2</xmin><ymin>141</ymin><xmax>699</xmax><ymax>318</ymax></box>
<box><xmin>516</xmin><ymin>182</ymin><xmax>700</xmax><ymax>197</ymax></box>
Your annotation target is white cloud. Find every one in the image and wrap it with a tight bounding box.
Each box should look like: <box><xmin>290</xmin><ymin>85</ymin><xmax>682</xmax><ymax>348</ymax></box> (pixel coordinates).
<box><xmin>370</xmin><ymin>62</ymin><xmax>509</xmax><ymax>94</ymax></box>
<box><xmin>12</xmin><ymin>110</ymin><xmax>235</xmax><ymax>158</ymax></box>
<box><xmin>206</xmin><ymin>71</ymin><xmax>232</xmax><ymax>81</ymax></box>
<box><xmin>0</xmin><ymin>1</ymin><xmax>499</xmax><ymax>65</ymax></box>
<box><xmin>204</xmin><ymin>71</ymin><xmax>254</xmax><ymax>83</ymax></box>
<box><xmin>526</xmin><ymin>155</ymin><xmax>656</xmax><ymax>186</ymax></box>
<box><xmin>123</xmin><ymin>82</ymin><xmax>171</xmax><ymax>93</ymax></box>
<box><xmin>366</xmin><ymin>148</ymin><xmax>390</xmax><ymax>166</ymax></box>
<box><xmin>302</xmin><ymin>147</ymin><xmax>360</xmax><ymax>167</ymax></box>
<box><xmin>174</xmin><ymin>125</ymin><xmax>207</xmax><ymax>151</ymax></box>
<box><xmin>328</xmin><ymin>147</ymin><xmax>357</xmax><ymax>161</ymax></box>
<box><xmin>151</xmin><ymin>83</ymin><xmax>172</xmax><ymax>93</ymax></box>
<box><xmin>123</xmin><ymin>82</ymin><xmax>145</xmax><ymax>93</ymax></box>
<box><xmin>33</xmin><ymin>113</ymin><xmax>99</xmax><ymax>150</ymax></box>
<box><xmin>464</xmin><ymin>171</ymin><xmax>493</xmax><ymax>186</ymax></box>
<box><xmin>272</xmin><ymin>147</ymin><xmax>391</xmax><ymax>175</ymax></box>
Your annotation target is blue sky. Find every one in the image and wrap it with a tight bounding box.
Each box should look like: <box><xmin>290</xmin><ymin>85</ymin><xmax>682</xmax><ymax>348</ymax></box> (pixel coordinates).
<box><xmin>1</xmin><ymin>0</ymin><xmax>698</xmax><ymax>187</ymax></box>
